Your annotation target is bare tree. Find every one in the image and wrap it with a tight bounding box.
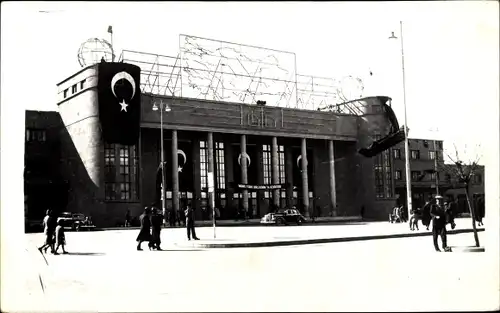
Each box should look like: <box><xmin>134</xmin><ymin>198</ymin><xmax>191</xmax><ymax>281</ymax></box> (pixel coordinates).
<box><xmin>440</xmin><ymin>143</ymin><xmax>482</xmax><ymax>247</ymax></box>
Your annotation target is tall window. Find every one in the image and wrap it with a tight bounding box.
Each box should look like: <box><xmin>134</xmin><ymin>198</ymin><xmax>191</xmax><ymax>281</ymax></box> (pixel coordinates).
<box><xmin>410</xmin><ymin>150</ymin><xmax>420</xmax><ymax>160</ymax></box>
<box><xmin>395</xmin><ymin>170</ymin><xmax>402</xmax><ymax>180</ymax></box>
<box><xmin>429</xmin><ymin>151</ymin><xmax>436</xmax><ymax>160</ymax></box>
<box><xmin>393</xmin><ymin>149</ymin><xmax>401</xmax><ymax>160</ymax></box>
<box><xmin>263</xmin><ymin>144</ymin><xmax>285</xmax><ymax>185</ymax></box>
<box><xmin>104</xmin><ymin>144</ymin><xmax>116</xmax><ymax>200</ymax></box>
<box><xmin>430</xmin><ymin>172</ymin><xmax>437</xmax><ymax>181</ymax></box>
<box><xmin>383</xmin><ymin>149</ymin><xmax>393</xmax><ymax>198</ymax></box>
<box><xmin>263</xmin><ymin>145</ymin><xmax>271</xmax><ymax>185</ymax></box>
<box><xmin>200</xmin><ymin>141</ymin><xmax>208</xmax><ymax>192</ymax></box>
<box><xmin>373</xmin><ymin>135</ymin><xmax>393</xmax><ymax>198</ymax></box>
<box><xmin>104</xmin><ymin>143</ymin><xmax>139</xmax><ymax>201</ymax></box>
<box><xmin>215</xmin><ymin>142</ymin><xmax>225</xmax><ymax>190</ymax></box>
<box><xmin>374</xmin><ymin>153</ymin><xmax>384</xmax><ymax>198</ymax></box>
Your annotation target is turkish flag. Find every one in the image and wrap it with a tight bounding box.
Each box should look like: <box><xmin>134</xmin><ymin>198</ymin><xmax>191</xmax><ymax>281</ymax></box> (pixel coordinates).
<box><xmin>98</xmin><ymin>62</ymin><xmax>141</xmax><ymax>145</ymax></box>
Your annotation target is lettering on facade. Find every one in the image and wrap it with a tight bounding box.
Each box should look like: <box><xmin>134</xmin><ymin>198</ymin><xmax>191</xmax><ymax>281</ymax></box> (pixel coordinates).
<box><xmin>242</xmin><ymin>106</ymin><xmax>282</xmax><ymax>128</ymax></box>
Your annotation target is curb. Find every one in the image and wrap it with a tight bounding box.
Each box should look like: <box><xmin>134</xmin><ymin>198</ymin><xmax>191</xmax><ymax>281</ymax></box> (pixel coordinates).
<box><xmin>94</xmin><ymin>217</ymin><xmax>363</xmax><ymax>231</ymax></box>
<box><xmin>450</xmin><ymin>246</ymin><xmax>486</xmax><ymax>252</ymax></box>
<box><xmin>174</xmin><ymin>228</ymin><xmax>486</xmax><ymax>249</ymax></box>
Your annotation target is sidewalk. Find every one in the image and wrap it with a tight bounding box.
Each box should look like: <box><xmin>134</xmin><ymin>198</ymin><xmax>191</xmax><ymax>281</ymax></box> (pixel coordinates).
<box><xmin>172</xmin><ymin>218</ymin><xmax>485</xmax><ymax>248</ymax></box>
<box><xmin>99</xmin><ymin>215</ymin><xmax>363</xmax><ymax>231</ymax></box>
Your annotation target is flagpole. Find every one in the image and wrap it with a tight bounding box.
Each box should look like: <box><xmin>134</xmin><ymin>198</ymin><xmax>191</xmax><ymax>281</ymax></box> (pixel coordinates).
<box><xmin>108</xmin><ymin>26</ymin><xmax>114</xmax><ymax>62</ymax></box>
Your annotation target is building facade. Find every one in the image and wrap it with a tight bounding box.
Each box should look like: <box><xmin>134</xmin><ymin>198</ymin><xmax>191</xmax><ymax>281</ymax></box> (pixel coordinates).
<box><xmin>391</xmin><ymin>138</ymin><xmax>485</xmax><ymax>213</ymax></box>
<box><xmin>24</xmin><ymin>111</ymin><xmax>68</xmax><ymax>217</ymax></box>
<box><xmin>24</xmin><ymin>63</ymin><xmax>404</xmax><ymax>227</ymax></box>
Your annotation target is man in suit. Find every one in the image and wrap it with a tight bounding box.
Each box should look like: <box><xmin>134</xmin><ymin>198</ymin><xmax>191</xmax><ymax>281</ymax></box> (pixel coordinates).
<box><xmin>184</xmin><ymin>204</ymin><xmax>199</xmax><ymax>241</ymax></box>
<box><xmin>430</xmin><ymin>195</ymin><xmax>449</xmax><ymax>252</ymax></box>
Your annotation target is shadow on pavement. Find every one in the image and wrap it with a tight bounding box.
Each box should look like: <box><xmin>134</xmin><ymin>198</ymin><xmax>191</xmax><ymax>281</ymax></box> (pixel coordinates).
<box><xmin>65</xmin><ymin>252</ymin><xmax>105</xmax><ymax>256</ymax></box>
<box><xmin>154</xmin><ymin>249</ymin><xmax>205</xmax><ymax>252</ymax></box>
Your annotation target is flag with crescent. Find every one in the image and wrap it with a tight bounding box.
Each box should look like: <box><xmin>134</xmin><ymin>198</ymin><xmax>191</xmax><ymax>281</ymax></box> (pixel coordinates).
<box><xmin>98</xmin><ymin>62</ymin><xmax>141</xmax><ymax>145</ymax></box>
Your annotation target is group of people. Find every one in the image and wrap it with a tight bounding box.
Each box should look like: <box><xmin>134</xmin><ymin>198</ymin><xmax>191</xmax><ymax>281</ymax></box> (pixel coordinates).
<box><xmin>406</xmin><ymin>195</ymin><xmax>456</xmax><ymax>252</ymax></box>
<box><xmin>38</xmin><ymin>209</ymin><xmax>67</xmax><ymax>255</ymax></box>
<box><xmin>135</xmin><ymin>204</ymin><xmax>200</xmax><ymax>251</ymax></box>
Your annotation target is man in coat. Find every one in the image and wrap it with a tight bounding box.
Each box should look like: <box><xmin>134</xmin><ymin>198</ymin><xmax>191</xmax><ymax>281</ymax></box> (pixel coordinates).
<box><xmin>430</xmin><ymin>195</ymin><xmax>449</xmax><ymax>252</ymax></box>
<box><xmin>149</xmin><ymin>206</ymin><xmax>163</xmax><ymax>250</ymax></box>
<box><xmin>421</xmin><ymin>198</ymin><xmax>433</xmax><ymax>230</ymax></box>
<box><xmin>136</xmin><ymin>207</ymin><xmax>152</xmax><ymax>251</ymax></box>
<box><xmin>184</xmin><ymin>204</ymin><xmax>199</xmax><ymax>241</ymax></box>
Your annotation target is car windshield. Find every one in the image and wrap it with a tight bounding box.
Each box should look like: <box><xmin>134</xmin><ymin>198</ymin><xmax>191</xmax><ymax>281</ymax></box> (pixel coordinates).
<box><xmin>60</xmin><ymin>213</ymin><xmax>72</xmax><ymax>218</ymax></box>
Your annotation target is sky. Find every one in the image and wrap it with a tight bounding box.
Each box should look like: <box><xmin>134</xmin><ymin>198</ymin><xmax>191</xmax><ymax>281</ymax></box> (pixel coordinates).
<box><xmin>1</xmin><ymin>1</ymin><xmax>499</xmax><ymax>163</ymax></box>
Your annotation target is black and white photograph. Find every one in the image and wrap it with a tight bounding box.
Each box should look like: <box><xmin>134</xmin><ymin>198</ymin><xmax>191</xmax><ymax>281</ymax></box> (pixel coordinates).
<box><xmin>1</xmin><ymin>1</ymin><xmax>499</xmax><ymax>312</ymax></box>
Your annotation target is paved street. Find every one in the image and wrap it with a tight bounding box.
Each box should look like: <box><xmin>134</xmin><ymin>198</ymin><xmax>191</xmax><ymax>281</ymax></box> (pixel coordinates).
<box><xmin>5</xmin><ymin>221</ymin><xmax>497</xmax><ymax>312</ymax></box>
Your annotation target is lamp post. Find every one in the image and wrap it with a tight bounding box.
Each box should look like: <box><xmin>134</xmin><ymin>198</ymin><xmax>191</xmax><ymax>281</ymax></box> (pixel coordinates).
<box><xmin>152</xmin><ymin>100</ymin><xmax>171</xmax><ymax>225</ymax></box>
<box><xmin>389</xmin><ymin>21</ymin><xmax>412</xmax><ymax>218</ymax></box>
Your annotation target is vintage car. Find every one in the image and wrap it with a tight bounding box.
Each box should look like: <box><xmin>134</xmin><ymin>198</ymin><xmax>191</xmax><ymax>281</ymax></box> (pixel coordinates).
<box><xmin>260</xmin><ymin>208</ymin><xmax>306</xmax><ymax>226</ymax></box>
<box><xmin>58</xmin><ymin>212</ymin><xmax>95</xmax><ymax>231</ymax></box>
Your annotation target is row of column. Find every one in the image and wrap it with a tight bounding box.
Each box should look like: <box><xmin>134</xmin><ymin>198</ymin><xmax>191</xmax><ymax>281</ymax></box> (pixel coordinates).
<box><xmin>167</xmin><ymin>131</ymin><xmax>337</xmax><ymax>217</ymax></box>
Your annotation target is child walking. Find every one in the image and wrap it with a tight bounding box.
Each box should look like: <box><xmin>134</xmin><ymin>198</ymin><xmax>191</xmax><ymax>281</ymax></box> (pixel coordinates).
<box><xmin>54</xmin><ymin>219</ymin><xmax>68</xmax><ymax>255</ymax></box>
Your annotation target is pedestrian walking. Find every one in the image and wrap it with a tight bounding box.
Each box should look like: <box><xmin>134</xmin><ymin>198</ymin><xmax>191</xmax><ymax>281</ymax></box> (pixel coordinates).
<box><xmin>184</xmin><ymin>204</ymin><xmax>199</xmax><ymax>241</ymax></box>
<box><xmin>475</xmin><ymin>196</ymin><xmax>485</xmax><ymax>226</ymax></box>
<box><xmin>38</xmin><ymin>209</ymin><xmax>57</xmax><ymax>254</ymax></box>
<box><xmin>430</xmin><ymin>195</ymin><xmax>450</xmax><ymax>252</ymax></box>
<box><xmin>54</xmin><ymin>218</ymin><xmax>68</xmax><ymax>254</ymax></box>
<box><xmin>125</xmin><ymin>209</ymin><xmax>131</xmax><ymax>227</ymax></box>
<box><xmin>149</xmin><ymin>207</ymin><xmax>163</xmax><ymax>250</ymax></box>
<box><xmin>136</xmin><ymin>207</ymin><xmax>152</xmax><ymax>251</ymax></box>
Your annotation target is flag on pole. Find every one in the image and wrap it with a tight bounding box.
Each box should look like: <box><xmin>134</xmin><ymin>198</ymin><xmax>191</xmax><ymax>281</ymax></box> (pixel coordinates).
<box><xmin>107</xmin><ymin>26</ymin><xmax>113</xmax><ymax>34</ymax></box>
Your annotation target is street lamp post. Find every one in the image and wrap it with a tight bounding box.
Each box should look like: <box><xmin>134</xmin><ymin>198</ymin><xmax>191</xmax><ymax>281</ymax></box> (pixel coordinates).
<box><xmin>152</xmin><ymin>100</ymin><xmax>171</xmax><ymax>225</ymax></box>
<box><xmin>389</xmin><ymin>21</ymin><xmax>412</xmax><ymax>218</ymax></box>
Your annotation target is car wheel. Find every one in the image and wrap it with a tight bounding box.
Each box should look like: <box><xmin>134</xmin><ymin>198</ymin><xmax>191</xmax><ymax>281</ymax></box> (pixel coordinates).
<box><xmin>297</xmin><ymin>218</ymin><xmax>302</xmax><ymax>225</ymax></box>
<box><xmin>276</xmin><ymin>218</ymin><xmax>283</xmax><ymax>225</ymax></box>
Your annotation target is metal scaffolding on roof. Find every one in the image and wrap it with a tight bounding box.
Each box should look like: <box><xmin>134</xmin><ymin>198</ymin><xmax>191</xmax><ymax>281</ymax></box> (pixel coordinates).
<box><xmin>118</xmin><ymin>34</ymin><xmax>368</xmax><ymax>113</ymax></box>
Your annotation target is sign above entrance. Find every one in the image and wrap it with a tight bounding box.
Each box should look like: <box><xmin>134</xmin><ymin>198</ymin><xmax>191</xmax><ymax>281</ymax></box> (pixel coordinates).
<box><xmin>237</xmin><ymin>183</ymin><xmax>285</xmax><ymax>190</ymax></box>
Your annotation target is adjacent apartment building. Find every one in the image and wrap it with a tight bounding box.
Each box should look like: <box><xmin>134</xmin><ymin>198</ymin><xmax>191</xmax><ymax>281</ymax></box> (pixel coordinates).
<box><xmin>391</xmin><ymin>138</ymin><xmax>485</xmax><ymax>213</ymax></box>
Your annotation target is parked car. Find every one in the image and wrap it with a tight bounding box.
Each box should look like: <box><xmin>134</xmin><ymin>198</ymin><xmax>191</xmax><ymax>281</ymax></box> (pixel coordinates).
<box><xmin>260</xmin><ymin>208</ymin><xmax>306</xmax><ymax>226</ymax></box>
<box><xmin>57</xmin><ymin>212</ymin><xmax>95</xmax><ymax>231</ymax></box>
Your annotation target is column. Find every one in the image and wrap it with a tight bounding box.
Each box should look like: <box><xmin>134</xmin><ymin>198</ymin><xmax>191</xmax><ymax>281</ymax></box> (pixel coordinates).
<box><xmin>301</xmin><ymin>138</ymin><xmax>310</xmax><ymax>218</ymax></box>
<box><xmin>329</xmin><ymin>140</ymin><xmax>337</xmax><ymax>216</ymax></box>
<box><xmin>240</xmin><ymin>134</ymin><xmax>249</xmax><ymax>218</ymax></box>
<box><xmin>256</xmin><ymin>145</ymin><xmax>264</xmax><ymax>216</ymax></box>
<box><xmin>192</xmin><ymin>137</ymin><xmax>202</xmax><ymax>219</ymax></box>
<box><xmin>224</xmin><ymin>139</ymin><xmax>234</xmax><ymax>217</ymax></box>
<box><xmin>285</xmin><ymin>145</ymin><xmax>293</xmax><ymax>208</ymax></box>
<box><xmin>171</xmin><ymin>130</ymin><xmax>179</xmax><ymax>215</ymax></box>
<box><xmin>207</xmin><ymin>132</ymin><xmax>215</xmax><ymax>216</ymax></box>
<box><xmin>271</xmin><ymin>136</ymin><xmax>280</xmax><ymax>208</ymax></box>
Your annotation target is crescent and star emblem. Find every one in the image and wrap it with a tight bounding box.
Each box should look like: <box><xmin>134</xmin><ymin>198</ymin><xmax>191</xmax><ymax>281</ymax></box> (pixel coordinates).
<box><xmin>296</xmin><ymin>155</ymin><xmax>307</xmax><ymax>168</ymax></box>
<box><xmin>238</xmin><ymin>152</ymin><xmax>251</xmax><ymax>167</ymax></box>
<box><xmin>110</xmin><ymin>71</ymin><xmax>136</xmax><ymax>112</ymax></box>
<box><xmin>177</xmin><ymin>150</ymin><xmax>187</xmax><ymax>172</ymax></box>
